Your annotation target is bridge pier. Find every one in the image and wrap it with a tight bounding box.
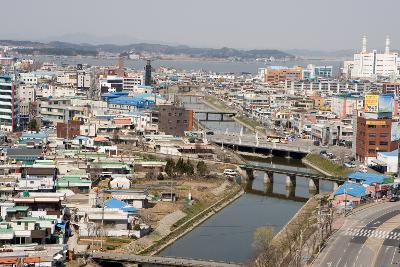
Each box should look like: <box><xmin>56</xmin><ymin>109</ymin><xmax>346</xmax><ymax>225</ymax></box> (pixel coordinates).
<box><xmin>308</xmin><ymin>178</ymin><xmax>319</xmax><ymax>193</ymax></box>
<box><xmin>286</xmin><ymin>186</ymin><xmax>295</xmax><ymax>198</ymax></box>
<box><xmin>263</xmin><ymin>171</ymin><xmax>274</xmax><ymax>184</ymax></box>
<box><xmin>239</xmin><ymin>168</ymin><xmax>255</xmax><ymax>180</ymax></box>
<box><xmin>285</xmin><ymin>174</ymin><xmax>296</xmax><ymax>188</ymax></box>
<box><xmin>264</xmin><ymin>182</ymin><xmax>273</xmax><ymax>195</ymax></box>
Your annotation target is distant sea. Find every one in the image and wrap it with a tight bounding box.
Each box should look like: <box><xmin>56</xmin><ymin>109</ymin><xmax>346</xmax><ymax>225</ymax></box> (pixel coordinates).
<box><xmin>28</xmin><ymin>55</ymin><xmax>344</xmax><ymax>75</ymax></box>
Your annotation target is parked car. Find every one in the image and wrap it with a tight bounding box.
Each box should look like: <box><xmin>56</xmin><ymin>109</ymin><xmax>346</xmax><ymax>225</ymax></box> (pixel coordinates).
<box><xmin>344</xmin><ymin>162</ymin><xmax>356</xmax><ymax>168</ymax></box>
<box><xmin>390</xmin><ymin>196</ymin><xmax>399</xmax><ymax>202</ymax></box>
<box><xmin>320</xmin><ymin>150</ymin><xmax>327</xmax><ymax>155</ymax></box>
<box><xmin>223</xmin><ymin>169</ymin><xmax>237</xmax><ymax>176</ymax></box>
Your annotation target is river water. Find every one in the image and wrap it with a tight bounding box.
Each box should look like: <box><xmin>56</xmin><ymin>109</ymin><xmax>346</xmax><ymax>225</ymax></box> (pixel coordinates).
<box><xmin>157</xmin><ymin>96</ymin><xmax>335</xmax><ymax>264</ymax></box>
<box><xmin>29</xmin><ymin>55</ymin><xmax>343</xmax><ymax>74</ymax></box>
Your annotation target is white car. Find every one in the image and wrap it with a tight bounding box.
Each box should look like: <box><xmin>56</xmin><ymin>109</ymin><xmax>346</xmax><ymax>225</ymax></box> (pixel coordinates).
<box><xmin>223</xmin><ymin>169</ymin><xmax>237</xmax><ymax>176</ymax></box>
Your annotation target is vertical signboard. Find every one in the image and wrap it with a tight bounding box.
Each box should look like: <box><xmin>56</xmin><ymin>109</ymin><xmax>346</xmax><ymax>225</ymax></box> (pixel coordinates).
<box><xmin>364</xmin><ymin>95</ymin><xmax>379</xmax><ymax>113</ymax></box>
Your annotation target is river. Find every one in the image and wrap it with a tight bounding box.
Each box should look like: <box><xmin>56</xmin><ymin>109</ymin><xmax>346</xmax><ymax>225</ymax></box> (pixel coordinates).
<box><xmin>28</xmin><ymin>55</ymin><xmax>343</xmax><ymax>74</ymax></box>
<box><xmin>156</xmin><ymin>96</ymin><xmax>335</xmax><ymax>264</ymax></box>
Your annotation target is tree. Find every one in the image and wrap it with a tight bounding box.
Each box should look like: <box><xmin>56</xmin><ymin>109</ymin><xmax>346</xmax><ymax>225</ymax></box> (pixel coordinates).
<box><xmin>252</xmin><ymin>226</ymin><xmax>274</xmax><ymax>253</ymax></box>
<box><xmin>196</xmin><ymin>161</ymin><xmax>209</xmax><ymax>176</ymax></box>
<box><xmin>165</xmin><ymin>158</ymin><xmax>175</xmax><ymax>177</ymax></box>
<box><xmin>174</xmin><ymin>158</ymin><xmax>185</xmax><ymax>175</ymax></box>
<box><xmin>28</xmin><ymin>118</ymin><xmax>39</xmax><ymax>132</ymax></box>
<box><xmin>145</xmin><ymin>169</ymin><xmax>157</xmax><ymax>179</ymax></box>
<box><xmin>184</xmin><ymin>159</ymin><xmax>194</xmax><ymax>176</ymax></box>
<box><xmin>157</xmin><ymin>172</ymin><xmax>164</xmax><ymax>180</ymax></box>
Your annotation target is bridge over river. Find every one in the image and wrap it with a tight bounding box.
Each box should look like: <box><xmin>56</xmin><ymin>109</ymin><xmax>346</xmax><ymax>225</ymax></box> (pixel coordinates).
<box><xmin>82</xmin><ymin>252</ymin><xmax>242</xmax><ymax>267</ymax></box>
<box><xmin>208</xmin><ymin>133</ymin><xmax>317</xmax><ymax>157</ymax></box>
<box><xmin>239</xmin><ymin>162</ymin><xmax>346</xmax><ymax>192</ymax></box>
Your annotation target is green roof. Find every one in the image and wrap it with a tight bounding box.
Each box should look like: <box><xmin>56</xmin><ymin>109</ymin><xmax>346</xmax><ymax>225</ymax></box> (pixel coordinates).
<box><xmin>13</xmin><ymin>216</ymin><xmax>55</xmax><ymax>222</ymax></box>
<box><xmin>56</xmin><ymin>176</ymin><xmax>92</xmax><ymax>187</ymax></box>
<box><xmin>6</xmin><ymin>206</ymin><xmax>29</xmax><ymax>213</ymax></box>
<box><xmin>0</xmin><ymin>228</ymin><xmax>14</xmax><ymax>234</ymax></box>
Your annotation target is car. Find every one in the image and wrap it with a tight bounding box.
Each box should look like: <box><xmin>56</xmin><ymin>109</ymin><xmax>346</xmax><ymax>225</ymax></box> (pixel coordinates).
<box><xmin>223</xmin><ymin>169</ymin><xmax>237</xmax><ymax>176</ymax></box>
<box><xmin>320</xmin><ymin>150</ymin><xmax>327</xmax><ymax>155</ymax></box>
<box><xmin>390</xmin><ymin>196</ymin><xmax>399</xmax><ymax>202</ymax></box>
<box><xmin>344</xmin><ymin>162</ymin><xmax>356</xmax><ymax>168</ymax></box>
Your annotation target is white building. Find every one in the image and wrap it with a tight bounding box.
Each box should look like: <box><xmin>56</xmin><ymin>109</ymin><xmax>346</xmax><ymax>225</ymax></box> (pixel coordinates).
<box><xmin>0</xmin><ymin>76</ymin><xmax>18</xmax><ymax>132</ymax></box>
<box><xmin>77</xmin><ymin>71</ymin><xmax>91</xmax><ymax>89</ymax></box>
<box><xmin>17</xmin><ymin>84</ymin><xmax>36</xmax><ymax>102</ymax></box>
<box><xmin>349</xmin><ymin>36</ymin><xmax>399</xmax><ymax>79</ymax></box>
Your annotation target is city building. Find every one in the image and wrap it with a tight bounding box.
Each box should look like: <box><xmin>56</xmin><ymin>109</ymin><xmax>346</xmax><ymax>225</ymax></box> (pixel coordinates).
<box><xmin>144</xmin><ymin>60</ymin><xmax>152</xmax><ymax>86</ymax></box>
<box><xmin>0</xmin><ymin>76</ymin><xmax>19</xmax><ymax>132</ymax></box>
<box><xmin>349</xmin><ymin>36</ymin><xmax>399</xmax><ymax>79</ymax></box>
<box><xmin>263</xmin><ymin>66</ymin><xmax>302</xmax><ymax>85</ymax></box>
<box><xmin>331</xmin><ymin>94</ymin><xmax>363</xmax><ymax>118</ymax></box>
<box><xmin>302</xmin><ymin>64</ymin><xmax>333</xmax><ymax>80</ymax></box>
<box><xmin>154</xmin><ymin>105</ymin><xmax>193</xmax><ymax>137</ymax></box>
<box><xmin>355</xmin><ymin>94</ymin><xmax>398</xmax><ymax>164</ymax></box>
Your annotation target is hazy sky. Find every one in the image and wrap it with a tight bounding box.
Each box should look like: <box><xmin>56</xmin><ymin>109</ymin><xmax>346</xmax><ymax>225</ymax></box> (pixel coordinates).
<box><xmin>3</xmin><ymin>0</ymin><xmax>399</xmax><ymax>50</ymax></box>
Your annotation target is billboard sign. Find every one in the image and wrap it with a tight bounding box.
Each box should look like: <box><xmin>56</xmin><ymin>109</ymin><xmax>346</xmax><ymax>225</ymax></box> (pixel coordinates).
<box><xmin>378</xmin><ymin>94</ymin><xmax>394</xmax><ymax>113</ymax></box>
<box><xmin>364</xmin><ymin>95</ymin><xmax>379</xmax><ymax>113</ymax></box>
<box><xmin>391</xmin><ymin>121</ymin><xmax>400</xmax><ymax>141</ymax></box>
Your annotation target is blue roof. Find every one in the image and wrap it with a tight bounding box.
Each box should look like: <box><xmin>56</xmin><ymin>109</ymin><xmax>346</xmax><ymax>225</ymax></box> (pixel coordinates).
<box><xmin>105</xmin><ymin>198</ymin><xmax>125</xmax><ymax>209</ymax></box>
<box><xmin>379</xmin><ymin>149</ymin><xmax>398</xmax><ymax>157</ymax></box>
<box><xmin>334</xmin><ymin>182</ymin><xmax>366</xmax><ymax>198</ymax></box>
<box><xmin>74</xmin><ymin>136</ymin><xmax>90</xmax><ymax>141</ymax></box>
<box><xmin>104</xmin><ymin>198</ymin><xmax>137</xmax><ymax>213</ymax></box>
<box><xmin>20</xmin><ymin>131</ymin><xmax>48</xmax><ymax>139</ymax></box>
<box><xmin>347</xmin><ymin>172</ymin><xmax>389</xmax><ymax>185</ymax></box>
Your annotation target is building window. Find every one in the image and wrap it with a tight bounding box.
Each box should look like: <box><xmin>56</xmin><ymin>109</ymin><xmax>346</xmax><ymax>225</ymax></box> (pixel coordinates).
<box><xmin>367</xmin><ymin>125</ymin><xmax>376</xmax><ymax>128</ymax></box>
<box><xmin>368</xmin><ymin>133</ymin><xmax>376</xmax><ymax>137</ymax></box>
<box><xmin>379</xmin><ymin>141</ymin><xmax>388</xmax><ymax>145</ymax></box>
<box><xmin>368</xmin><ymin>141</ymin><xmax>376</xmax><ymax>145</ymax></box>
<box><xmin>380</xmin><ymin>133</ymin><xmax>388</xmax><ymax>138</ymax></box>
<box><xmin>368</xmin><ymin>149</ymin><xmax>375</xmax><ymax>153</ymax></box>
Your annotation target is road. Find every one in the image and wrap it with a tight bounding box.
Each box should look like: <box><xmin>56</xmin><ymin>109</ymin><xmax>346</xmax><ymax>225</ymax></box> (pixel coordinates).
<box><xmin>312</xmin><ymin>202</ymin><xmax>400</xmax><ymax>267</ymax></box>
<box><xmin>208</xmin><ymin>133</ymin><xmax>316</xmax><ymax>154</ymax></box>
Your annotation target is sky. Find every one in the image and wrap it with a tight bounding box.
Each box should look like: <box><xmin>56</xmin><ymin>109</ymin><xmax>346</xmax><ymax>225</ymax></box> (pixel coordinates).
<box><xmin>2</xmin><ymin>0</ymin><xmax>399</xmax><ymax>51</ymax></box>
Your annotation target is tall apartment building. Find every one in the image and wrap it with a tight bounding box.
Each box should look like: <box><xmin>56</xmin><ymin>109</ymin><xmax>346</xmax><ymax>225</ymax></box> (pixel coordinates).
<box><xmin>0</xmin><ymin>76</ymin><xmax>18</xmax><ymax>132</ymax></box>
<box><xmin>153</xmin><ymin>105</ymin><xmax>193</xmax><ymax>137</ymax></box>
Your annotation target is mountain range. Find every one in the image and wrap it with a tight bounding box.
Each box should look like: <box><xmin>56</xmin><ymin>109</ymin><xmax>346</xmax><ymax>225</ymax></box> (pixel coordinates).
<box><xmin>0</xmin><ymin>39</ymin><xmax>294</xmax><ymax>60</ymax></box>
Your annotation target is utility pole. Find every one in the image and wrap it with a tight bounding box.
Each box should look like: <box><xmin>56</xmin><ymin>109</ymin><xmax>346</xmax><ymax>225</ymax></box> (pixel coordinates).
<box><xmin>100</xmin><ymin>193</ymin><xmax>105</xmax><ymax>250</ymax></box>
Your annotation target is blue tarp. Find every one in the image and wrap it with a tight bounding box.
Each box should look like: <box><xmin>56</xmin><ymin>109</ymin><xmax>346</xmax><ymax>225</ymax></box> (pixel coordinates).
<box><xmin>334</xmin><ymin>182</ymin><xmax>366</xmax><ymax>197</ymax></box>
<box><xmin>347</xmin><ymin>172</ymin><xmax>388</xmax><ymax>185</ymax></box>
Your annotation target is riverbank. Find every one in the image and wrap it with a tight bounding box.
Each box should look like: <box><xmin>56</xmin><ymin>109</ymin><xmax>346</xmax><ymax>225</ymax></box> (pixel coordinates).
<box><xmin>137</xmin><ymin>183</ymin><xmax>244</xmax><ymax>256</ymax></box>
<box><xmin>302</xmin><ymin>154</ymin><xmax>350</xmax><ymax>177</ymax></box>
<box><xmin>254</xmin><ymin>194</ymin><xmax>327</xmax><ymax>267</ymax></box>
<box><xmin>201</xmin><ymin>95</ymin><xmax>268</xmax><ymax>136</ymax></box>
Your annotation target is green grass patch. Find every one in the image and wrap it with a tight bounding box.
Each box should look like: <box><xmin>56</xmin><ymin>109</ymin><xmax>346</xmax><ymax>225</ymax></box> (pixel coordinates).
<box><xmin>172</xmin><ymin>202</ymin><xmax>207</xmax><ymax>229</ymax></box>
<box><xmin>305</xmin><ymin>154</ymin><xmax>351</xmax><ymax>177</ymax></box>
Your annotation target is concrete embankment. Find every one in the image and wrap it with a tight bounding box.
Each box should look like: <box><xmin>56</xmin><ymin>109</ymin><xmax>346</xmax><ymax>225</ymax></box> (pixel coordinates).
<box><xmin>138</xmin><ymin>184</ymin><xmax>244</xmax><ymax>256</ymax></box>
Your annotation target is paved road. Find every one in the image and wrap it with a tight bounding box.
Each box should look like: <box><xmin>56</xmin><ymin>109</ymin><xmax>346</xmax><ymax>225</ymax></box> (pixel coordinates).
<box><xmin>208</xmin><ymin>133</ymin><xmax>316</xmax><ymax>154</ymax></box>
<box><xmin>313</xmin><ymin>202</ymin><xmax>400</xmax><ymax>267</ymax></box>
